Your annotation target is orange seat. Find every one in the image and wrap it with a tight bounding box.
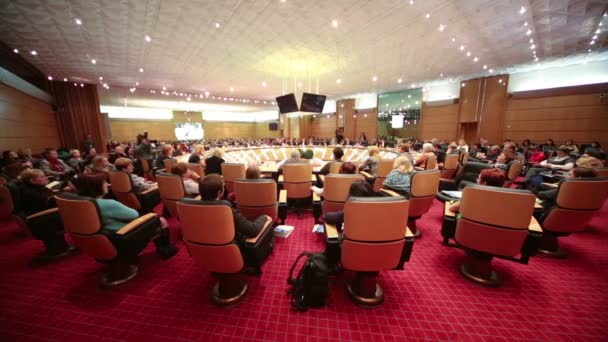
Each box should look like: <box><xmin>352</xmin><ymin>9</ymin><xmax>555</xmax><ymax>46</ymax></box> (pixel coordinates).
<box><xmin>325</xmin><ymin>196</ymin><xmax>415</xmax><ymax>308</ymax></box>
<box><xmin>187</xmin><ymin>163</ymin><xmax>205</xmax><ymax>178</ymax></box>
<box><xmin>177</xmin><ymin>199</ymin><xmax>273</xmax><ymax>306</ymax></box>
<box><xmin>108</xmin><ymin>171</ymin><xmax>158</xmax><ymax>213</ymax></box>
<box><xmin>407</xmin><ymin>170</ymin><xmax>441</xmax><ymax>237</ymax></box>
<box><xmin>538</xmin><ymin>178</ymin><xmax>608</xmax><ymax>257</ymax></box>
<box><xmin>447</xmin><ymin>185</ymin><xmax>541</xmax><ymax>286</ymax></box>
<box><xmin>56</xmin><ymin>193</ymin><xmax>162</xmax><ymax>287</ymax></box>
<box><xmin>359</xmin><ymin>159</ymin><xmax>394</xmax><ymax>192</ymax></box>
<box><xmin>440</xmin><ymin>153</ymin><xmax>460</xmax><ymax>179</ymax></box>
<box><xmin>221</xmin><ymin>163</ymin><xmax>246</xmax><ymax>193</ymax></box>
<box><xmin>235</xmin><ymin>178</ymin><xmax>279</xmax><ymax>223</ymax></box>
<box><xmin>156</xmin><ymin>172</ymin><xmax>185</xmax><ymax>218</ymax></box>
<box><xmin>504</xmin><ymin>160</ymin><xmax>524</xmax><ymax>188</ymax></box>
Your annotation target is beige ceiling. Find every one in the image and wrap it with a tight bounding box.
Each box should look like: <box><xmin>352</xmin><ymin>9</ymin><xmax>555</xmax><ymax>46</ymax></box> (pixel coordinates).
<box><xmin>0</xmin><ymin>0</ymin><xmax>606</xmax><ymax>107</ymax></box>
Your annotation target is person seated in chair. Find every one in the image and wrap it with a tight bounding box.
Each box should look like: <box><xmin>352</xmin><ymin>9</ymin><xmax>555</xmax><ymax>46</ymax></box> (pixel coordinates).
<box><xmin>84</xmin><ymin>156</ymin><xmax>115</xmax><ymax>176</ymax></box>
<box><xmin>199</xmin><ymin>174</ymin><xmax>269</xmax><ymax>251</ymax></box>
<box><xmin>204</xmin><ymin>148</ymin><xmax>226</xmax><ymax>175</ymax></box>
<box><xmin>277</xmin><ymin>150</ymin><xmax>305</xmax><ymax>172</ymax></box>
<box><xmin>114</xmin><ymin>157</ymin><xmax>160</xmax><ymax>210</ymax></box>
<box><xmin>67</xmin><ymin>149</ymin><xmax>83</xmax><ymax>174</ymax></box>
<box><xmin>414</xmin><ymin>143</ymin><xmax>435</xmax><ymax>168</ymax></box>
<box><xmin>382</xmin><ymin>156</ymin><xmax>414</xmax><ymax>197</ymax></box>
<box><xmin>359</xmin><ymin>146</ymin><xmax>381</xmax><ymax>176</ymax></box>
<box><xmin>524</xmin><ymin>146</ymin><xmax>575</xmax><ymax>180</ymax></box>
<box><xmin>535</xmin><ymin>166</ymin><xmax>597</xmax><ymax>219</ymax></box>
<box><xmin>397</xmin><ymin>143</ymin><xmax>415</xmax><ymax>165</ymax></box>
<box><xmin>39</xmin><ymin>148</ymin><xmax>73</xmax><ymax>179</ymax></box>
<box><xmin>311</xmin><ymin>162</ymin><xmax>357</xmax><ymax>197</ymax></box>
<box><xmin>188</xmin><ymin>144</ymin><xmax>207</xmax><ymax>167</ymax></box>
<box><xmin>227</xmin><ymin>165</ymin><xmax>262</xmax><ymax>203</ymax></box>
<box><xmin>323</xmin><ymin>180</ymin><xmax>382</xmax><ymax>229</ymax></box>
<box><xmin>318</xmin><ymin>147</ymin><xmax>344</xmax><ymax>176</ymax></box>
<box><xmin>449</xmin><ymin>168</ymin><xmax>506</xmax><ymax>213</ymax></box>
<box><xmin>77</xmin><ymin>174</ymin><xmax>177</xmax><ymax>259</ymax></box>
<box><xmin>154</xmin><ymin>144</ymin><xmax>175</xmax><ymax>170</ymax></box>
<box><xmin>493</xmin><ymin>152</ymin><xmax>514</xmax><ymax>171</ymax></box>
<box><xmin>170</xmin><ymin>162</ymin><xmax>200</xmax><ymax>196</ymax></box>
<box><xmin>108</xmin><ymin>145</ymin><xmax>128</xmax><ymax>164</ymax></box>
<box><xmin>17</xmin><ymin>169</ymin><xmax>74</xmax><ymax>259</ymax></box>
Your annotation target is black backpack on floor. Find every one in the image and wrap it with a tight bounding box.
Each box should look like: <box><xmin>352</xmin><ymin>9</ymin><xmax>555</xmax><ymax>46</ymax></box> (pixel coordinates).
<box><xmin>287</xmin><ymin>251</ymin><xmax>329</xmax><ymax>311</ymax></box>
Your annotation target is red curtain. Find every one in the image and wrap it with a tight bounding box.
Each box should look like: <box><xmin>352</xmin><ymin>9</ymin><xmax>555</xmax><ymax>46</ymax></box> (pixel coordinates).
<box><xmin>47</xmin><ymin>82</ymin><xmax>105</xmax><ymax>152</ymax></box>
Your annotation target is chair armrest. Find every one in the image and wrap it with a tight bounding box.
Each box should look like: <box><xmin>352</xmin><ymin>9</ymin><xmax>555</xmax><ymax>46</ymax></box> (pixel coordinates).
<box><xmin>140</xmin><ymin>186</ymin><xmax>158</xmax><ymax>195</ymax></box>
<box><xmin>359</xmin><ymin>171</ymin><xmax>373</xmax><ymax>179</ymax></box>
<box><xmin>115</xmin><ymin>213</ymin><xmax>158</xmax><ymax>235</ymax></box>
<box><xmin>380</xmin><ymin>189</ymin><xmax>400</xmax><ymax>197</ymax></box>
<box><xmin>444</xmin><ymin>202</ymin><xmax>457</xmax><ymax>217</ymax></box>
<box><xmin>541</xmin><ymin>182</ymin><xmax>558</xmax><ymax>188</ymax></box>
<box><xmin>313</xmin><ymin>192</ymin><xmax>321</xmax><ymax>202</ymax></box>
<box><xmin>534</xmin><ymin>200</ymin><xmax>543</xmax><ymax>209</ymax></box>
<box><xmin>414</xmin><ymin>166</ymin><xmax>425</xmax><ymax>171</ymax></box>
<box><xmin>528</xmin><ymin>216</ymin><xmax>542</xmax><ymax>233</ymax></box>
<box><xmin>26</xmin><ymin>207</ymin><xmax>59</xmax><ymax>220</ymax></box>
<box><xmin>245</xmin><ymin>216</ymin><xmax>273</xmax><ymax>244</ymax></box>
<box><xmin>278</xmin><ymin>175</ymin><xmax>284</xmax><ymax>182</ymax></box>
<box><xmin>194</xmin><ymin>195</ymin><xmax>201</xmax><ymax>200</ymax></box>
<box><xmin>405</xmin><ymin>227</ymin><xmax>414</xmax><ymax>238</ymax></box>
<box><xmin>325</xmin><ymin>223</ymin><xmax>339</xmax><ymax>239</ymax></box>
<box><xmin>318</xmin><ymin>175</ymin><xmax>325</xmax><ymax>182</ymax></box>
<box><xmin>279</xmin><ymin>190</ymin><xmax>287</xmax><ymax>204</ymax></box>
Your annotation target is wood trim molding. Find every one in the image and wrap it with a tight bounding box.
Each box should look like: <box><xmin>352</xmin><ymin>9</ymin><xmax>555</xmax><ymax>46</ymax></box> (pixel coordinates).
<box><xmin>422</xmin><ymin>99</ymin><xmax>458</xmax><ymax>107</ymax></box>
<box><xmin>509</xmin><ymin>83</ymin><xmax>608</xmax><ymax>99</ymax></box>
<box><xmin>0</xmin><ymin>66</ymin><xmax>53</xmax><ymax>104</ymax></box>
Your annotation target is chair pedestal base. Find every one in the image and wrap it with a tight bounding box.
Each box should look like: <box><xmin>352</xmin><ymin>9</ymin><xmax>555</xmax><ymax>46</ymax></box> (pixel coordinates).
<box><xmin>347</xmin><ymin>272</ymin><xmax>384</xmax><ymax>308</ymax></box>
<box><xmin>211</xmin><ymin>275</ymin><xmax>248</xmax><ymax>307</ymax></box>
<box><xmin>459</xmin><ymin>251</ymin><xmax>501</xmax><ymax>287</ymax></box>
<box><xmin>101</xmin><ymin>261</ymin><xmax>139</xmax><ymax>287</ymax></box>
<box><xmin>408</xmin><ymin>219</ymin><xmax>422</xmax><ymax>239</ymax></box>
<box><xmin>537</xmin><ymin>234</ymin><xmax>567</xmax><ymax>258</ymax></box>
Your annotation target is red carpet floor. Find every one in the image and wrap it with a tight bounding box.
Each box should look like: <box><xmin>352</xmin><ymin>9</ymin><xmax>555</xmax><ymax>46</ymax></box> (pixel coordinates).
<box><xmin>0</xmin><ymin>200</ymin><xmax>607</xmax><ymax>341</ymax></box>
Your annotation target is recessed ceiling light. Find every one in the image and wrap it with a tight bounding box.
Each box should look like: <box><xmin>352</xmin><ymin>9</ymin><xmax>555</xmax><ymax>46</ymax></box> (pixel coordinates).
<box><xmin>47</xmin><ymin>76</ymin><xmax>52</xmax><ymax>80</ymax></box>
<box><xmin>407</xmin><ymin>94</ymin><xmax>411</xmax><ymax>98</ymax></box>
<box><xmin>372</xmin><ymin>76</ymin><xmax>378</xmax><ymax>82</ymax></box>
<box><xmin>489</xmin><ymin>69</ymin><xmax>494</xmax><ymax>72</ymax></box>
<box><xmin>229</xmin><ymin>87</ymin><xmax>234</xmax><ymax>92</ymax></box>
<box><xmin>75</xmin><ymin>18</ymin><xmax>82</xmax><ymax>25</ymax></box>
<box><xmin>451</xmin><ymin>37</ymin><xmax>456</xmax><ymax>42</ymax></box>
<box><xmin>63</xmin><ymin>78</ymin><xmax>67</xmax><ymax>81</ymax></box>
<box><xmin>204</xmin><ymin>91</ymin><xmax>210</xmax><ymax>96</ymax></box>
<box><xmin>425</xmin><ymin>13</ymin><xmax>430</xmax><ymax>19</ymax></box>
<box><xmin>397</xmin><ymin>78</ymin><xmax>402</xmax><ymax>83</ymax></box>
<box><xmin>595</xmin><ymin>29</ymin><xmax>600</xmax><ymax>34</ymax></box>
<box><xmin>331</xmin><ymin>19</ymin><xmax>339</xmax><ymax>28</ymax></box>
<box><xmin>135</xmin><ymin>82</ymin><xmax>139</xmax><ymax>86</ymax></box>
<box><xmin>30</xmin><ymin>50</ymin><xmax>37</xmax><ymax>55</ymax></box>
<box><xmin>473</xmin><ymin>57</ymin><xmax>479</xmax><ymax>62</ymax></box>
<box><xmin>215</xmin><ymin>22</ymin><xmax>221</xmax><ymax>28</ymax></box>
<box><xmin>410</xmin><ymin>83</ymin><xmax>415</xmax><ymax>88</ymax></box>
<box><xmin>80</xmin><ymin>83</ymin><xmax>84</xmax><ymax>87</ymax></box>
<box><xmin>590</xmin><ymin>40</ymin><xmax>595</xmax><ymax>45</ymax></box>
<box><xmin>529</xmin><ymin>38</ymin><xmax>534</xmax><ymax>43</ymax></box>
<box><xmin>459</xmin><ymin>45</ymin><xmax>465</xmax><ymax>51</ymax></box>
<box><xmin>262</xmin><ymin>81</ymin><xmax>267</xmax><ymax>87</ymax></box>
<box><xmin>523</xmin><ymin>21</ymin><xmax>528</xmax><ymax>27</ymax></box>
<box><xmin>129</xmin><ymin>88</ymin><xmax>136</xmax><ymax>93</ymax></box>
<box><xmin>297</xmin><ymin>81</ymin><xmax>303</xmax><ymax>87</ymax></box>
<box><xmin>440</xmin><ymin>73</ymin><xmax>444</xmax><ymax>77</ymax></box>
<box><xmin>162</xmin><ymin>86</ymin><xmax>167</xmax><ymax>91</ymax></box>
<box><xmin>483</xmin><ymin>64</ymin><xmax>487</xmax><ymax>69</ymax></box>
<box><xmin>588</xmin><ymin>48</ymin><xmax>592</xmax><ymax>52</ymax></box>
<box><xmin>498</xmin><ymin>79</ymin><xmax>503</xmax><ymax>83</ymax></box>
<box><xmin>592</xmin><ymin>35</ymin><xmax>598</xmax><ymax>39</ymax></box>
<box><xmin>336</xmin><ymin>78</ymin><xmax>342</xmax><ymax>84</ymax></box>
<box><xmin>530</xmin><ymin>44</ymin><xmax>535</xmax><ymax>49</ymax></box>
<box><xmin>461</xmin><ymin>82</ymin><xmax>466</xmax><ymax>87</ymax></box>
<box><xmin>91</xmin><ymin>59</ymin><xmax>96</xmax><ymax>64</ymax></box>
<box><xmin>13</xmin><ymin>48</ymin><xmax>18</xmax><ymax>53</ymax></box>
<box><xmin>535</xmin><ymin>57</ymin><xmax>539</xmax><ymax>62</ymax></box>
<box><xmin>526</xmin><ymin>29</ymin><xmax>532</xmax><ymax>35</ymax></box>
<box><xmin>519</xmin><ymin>6</ymin><xmax>526</xmax><ymax>14</ymax></box>
<box><xmin>145</xmin><ymin>35</ymin><xmax>151</xmax><ymax>42</ymax></box>
<box><xmin>438</xmin><ymin>24</ymin><xmax>446</xmax><ymax>32</ymax></box>
<box><xmin>139</xmin><ymin>68</ymin><xmax>144</xmax><ymax>72</ymax></box>
<box><xmin>409</xmin><ymin>0</ymin><xmax>415</xmax><ymax>5</ymax></box>
<box><xmin>466</xmin><ymin>51</ymin><xmax>471</xmax><ymax>56</ymax></box>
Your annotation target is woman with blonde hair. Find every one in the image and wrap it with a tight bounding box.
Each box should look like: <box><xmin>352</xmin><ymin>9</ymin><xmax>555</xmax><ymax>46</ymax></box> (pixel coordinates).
<box><xmin>188</xmin><ymin>144</ymin><xmax>206</xmax><ymax>167</ymax></box>
<box><xmin>205</xmin><ymin>148</ymin><xmax>225</xmax><ymax>175</ymax></box>
<box><xmin>360</xmin><ymin>145</ymin><xmax>381</xmax><ymax>176</ymax></box>
<box><xmin>382</xmin><ymin>156</ymin><xmax>414</xmax><ymax>196</ymax></box>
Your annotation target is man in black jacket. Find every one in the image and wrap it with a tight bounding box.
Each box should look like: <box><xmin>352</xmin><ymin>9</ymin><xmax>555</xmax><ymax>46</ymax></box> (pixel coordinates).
<box><xmin>199</xmin><ymin>174</ymin><xmax>267</xmax><ymax>244</ymax></box>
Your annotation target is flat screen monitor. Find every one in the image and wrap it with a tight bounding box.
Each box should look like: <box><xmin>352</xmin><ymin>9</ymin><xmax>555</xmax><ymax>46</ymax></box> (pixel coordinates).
<box><xmin>174</xmin><ymin>122</ymin><xmax>204</xmax><ymax>140</ymax></box>
<box><xmin>275</xmin><ymin>93</ymin><xmax>299</xmax><ymax>114</ymax></box>
<box><xmin>300</xmin><ymin>92</ymin><xmax>327</xmax><ymax>113</ymax></box>
<box><xmin>269</xmin><ymin>122</ymin><xmax>278</xmax><ymax>131</ymax></box>
<box><xmin>391</xmin><ymin>115</ymin><xmax>404</xmax><ymax>129</ymax></box>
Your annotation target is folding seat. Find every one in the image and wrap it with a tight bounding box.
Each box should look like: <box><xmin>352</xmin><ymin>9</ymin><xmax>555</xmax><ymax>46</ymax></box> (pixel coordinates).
<box><xmin>460</xmin><ymin>152</ymin><xmax>470</xmax><ymax>165</ymax></box>
<box><xmin>56</xmin><ymin>193</ymin><xmax>162</xmax><ymax>287</ymax></box>
<box><xmin>503</xmin><ymin>160</ymin><xmax>524</xmax><ymax>188</ymax></box>
<box><xmin>383</xmin><ymin>170</ymin><xmax>441</xmax><ymax>237</ymax></box>
<box><xmin>328</xmin><ymin>161</ymin><xmax>343</xmax><ymax>174</ymax></box>
<box><xmin>537</xmin><ymin>178</ymin><xmax>608</xmax><ymax>257</ymax></box>
<box><xmin>415</xmin><ymin>155</ymin><xmax>437</xmax><ymax>171</ymax></box>
<box><xmin>234</xmin><ymin>178</ymin><xmax>279</xmax><ymax>223</ymax></box>
<box><xmin>187</xmin><ymin>163</ymin><xmax>205</xmax><ymax>177</ymax></box>
<box><xmin>156</xmin><ymin>172</ymin><xmax>186</xmax><ymax>218</ymax></box>
<box><xmin>221</xmin><ymin>163</ymin><xmax>246</xmax><ymax>194</ymax></box>
<box><xmin>108</xmin><ymin>171</ymin><xmax>159</xmax><ymax>214</ymax></box>
<box><xmin>440</xmin><ymin>153</ymin><xmax>460</xmax><ymax>180</ymax></box>
<box><xmin>138</xmin><ymin>157</ymin><xmax>154</xmax><ymax>180</ymax></box>
<box><xmin>359</xmin><ymin>159</ymin><xmax>394</xmax><ymax>192</ymax></box>
<box><xmin>325</xmin><ymin>196</ymin><xmax>415</xmax><ymax>308</ymax></box>
<box><xmin>177</xmin><ymin>199</ymin><xmax>273</xmax><ymax>306</ymax></box>
<box><xmin>279</xmin><ymin>163</ymin><xmax>320</xmax><ymax>219</ymax></box>
<box><xmin>162</xmin><ymin>158</ymin><xmax>176</xmax><ymax>173</ymax></box>
<box><xmin>441</xmin><ymin>185</ymin><xmax>542</xmax><ymax>286</ymax></box>
<box><xmin>437</xmin><ymin>162</ymin><xmax>493</xmax><ymax>201</ymax></box>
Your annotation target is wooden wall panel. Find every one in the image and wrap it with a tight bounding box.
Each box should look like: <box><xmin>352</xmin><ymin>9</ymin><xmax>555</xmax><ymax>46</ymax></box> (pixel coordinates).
<box><xmin>202</xmin><ymin>121</ymin><xmax>256</xmax><ymax>139</ymax></box>
<box><xmin>354</xmin><ymin>109</ymin><xmax>378</xmax><ymax>140</ymax></box>
<box><xmin>0</xmin><ymin>82</ymin><xmax>59</xmax><ymax>152</ymax></box>
<box><xmin>504</xmin><ymin>92</ymin><xmax>608</xmax><ymax>147</ymax></box>
<box><xmin>478</xmin><ymin>75</ymin><xmax>509</xmax><ymax>144</ymax></box>
<box><xmin>338</xmin><ymin>99</ymin><xmax>356</xmax><ymax>139</ymax></box>
<box><xmin>419</xmin><ymin>103</ymin><xmax>458</xmax><ymax>141</ymax></box>
<box><xmin>254</xmin><ymin>122</ymin><xmax>280</xmax><ymax>138</ymax></box>
<box><xmin>299</xmin><ymin>116</ymin><xmax>312</xmax><ymax>138</ymax></box>
<box><xmin>109</xmin><ymin>120</ymin><xmax>174</xmax><ymax>142</ymax></box>
<box><xmin>311</xmin><ymin>115</ymin><xmax>337</xmax><ymax>139</ymax></box>
<box><xmin>458</xmin><ymin>78</ymin><xmax>482</xmax><ymax>123</ymax></box>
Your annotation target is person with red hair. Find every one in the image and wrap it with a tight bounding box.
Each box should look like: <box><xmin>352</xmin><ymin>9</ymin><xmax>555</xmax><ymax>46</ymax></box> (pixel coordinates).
<box><xmin>449</xmin><ymin>168</ymin><xmax>506</xmax><ymax>213</ymax></box>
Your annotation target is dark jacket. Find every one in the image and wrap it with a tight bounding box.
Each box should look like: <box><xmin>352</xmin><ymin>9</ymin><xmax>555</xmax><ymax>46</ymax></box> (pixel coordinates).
<box><xmin>188</xmin><ymin>153</ymin><xmax>201</xmax><ymax>164</ymax></box>
<box><xmin>18</xmin><ymin>182</ymin><xmax>56</xmax><ymax>216</ymax></box>
<box><xmin>205</xmin><ymin>156</ymin><xmax>225</xmax><ymax>175</ymax></box>
<box><xmin>232</xmin><ymin>208</ymin><xmax>266</xmax><ymax>243</ymax></box>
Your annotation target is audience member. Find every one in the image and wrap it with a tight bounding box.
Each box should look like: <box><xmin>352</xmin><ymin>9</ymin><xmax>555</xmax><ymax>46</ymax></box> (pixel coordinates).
<box><xmin>415</xmin><ymin>143</ymin><xmax>435</xmax><ymax>168</ymax></box>
<box><xmin>360</xmin><ymin>146</ymin><xmax>381</xmax><ymax>176</ymax></box>
<box><xmin>205</xmin><ymin>148</ymin><xmax>225</xmax><ymax>175</ymax></box>
<box><xmin>322</xmin><ymin>180</ymin><xmax>381</xmax><ymax>228</ymax></box>
<box><xmin>449</xmin><ymin>168</ymin><xmax>506</xmax><ymax>213</ymax></box>
<box><xmin>67</xmin><ymin>149</ymin><xmax>82</xmax><ymax>173</ymax></box>
<box><xmin>39</xmin><ymin>148</ymin><xmax>72</xmax><ymax>178</ymax></box>
<box><xmin>319</xmin><ymin>147</ymin><xmax>344</xmax><ymax>175</ymax></box>
<box><xmin>188</xmin><ymin>144</ymin><xmax>206</xmax><ymax>167</ymax></box>
<box><xmin>170</xmin><ymin>163</ymin><xmax>200</xmax><ymax>196</ymax></box>
<box><xmin>382</xmin><ymin>156</ymin><xmax>414</xmax><ymax>197</ymax></box>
